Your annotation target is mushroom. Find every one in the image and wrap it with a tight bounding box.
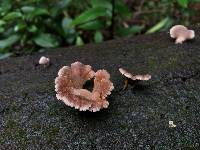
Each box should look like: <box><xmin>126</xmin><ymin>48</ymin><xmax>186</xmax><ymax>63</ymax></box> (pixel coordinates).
<box><xmin>39</xmin><ymin>56</ymin><xmax>50</xmax><ymax>65</ymax></box>
<box><xmin>55</xmin><ymin>62</ymin><xmax>114</xmax><ymax>112</ymax></box>
<box><xmin>119</xmin><ymin>68</ymin><xmax>151</xmax><ymax>90</ymax></box>
<box><xmin>90</xmin><ymin>70</ymin><xmax>114</xmax><ymax>112</ymax></box>
<box><xmin>170</xmin><ymin>25</ymin><xmax>195</xmax><ymax>44</ymax></box>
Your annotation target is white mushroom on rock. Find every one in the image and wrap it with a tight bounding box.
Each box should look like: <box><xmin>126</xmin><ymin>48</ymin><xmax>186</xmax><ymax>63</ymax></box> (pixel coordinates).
<box><xmin>170</xmin><ymin>25</ymin><xmax>195</xmax><ymax>44</ymax></box>
<box><xmin>39</xmin><ymin>56</ymin><xmax>50</xmax><ymax>65</ymax></box>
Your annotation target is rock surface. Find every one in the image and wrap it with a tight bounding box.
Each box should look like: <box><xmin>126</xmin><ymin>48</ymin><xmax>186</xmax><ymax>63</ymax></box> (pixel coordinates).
<box><xmin>0</xmin><ymin>27</ymin><xmax>200</xmax><ymax>149</ymax></box>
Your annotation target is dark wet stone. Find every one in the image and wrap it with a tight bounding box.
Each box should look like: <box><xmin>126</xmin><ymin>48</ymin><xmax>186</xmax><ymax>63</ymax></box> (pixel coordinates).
<box><xmin>0</xmin><ymin>27</ymin><xmax>200</xmax><ymax>149</ymax></box>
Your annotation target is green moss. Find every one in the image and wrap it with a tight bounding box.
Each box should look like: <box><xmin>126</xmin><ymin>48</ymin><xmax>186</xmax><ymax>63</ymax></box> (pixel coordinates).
<box><xmin>43</xmin><ymin>126</ymin><xmax>60</xmax><ymax>144</ymax></box>
<box><xmin>147</xmin><ymin>56</ymin><xmax>158</xmax><ymax>70</ymax></box>
<box><xmin>10</xmin><ymin>102</ymin><xmax>18</xmax><ymax>112</ymax></box>
<box><xmin>4</xmin><ymin>120</ymin><xmax>27</xmax><ymax>141</ymax></box>
<box><xmin>15</xmin><ymin>128</ymin><xmax>27</xmax><ymax>139</ymax></box>
<box><xmin>182</xmin><ymin>146</ymin><xmax>196</xmax><ymax>150</ymax></box>
<box><xmin>162</xmin><ymin>56</ymin><xmax>178</xmax><ymax>69</ymax></box>
<box><xmin>6</xmin><ymin>120</ymin><xmax>16</xmax><ymax>128</ymax></box>
<box><xmin>119</xmin><ymin>122</ymin><xmax>129</xmax><ymax>131</ymax></box>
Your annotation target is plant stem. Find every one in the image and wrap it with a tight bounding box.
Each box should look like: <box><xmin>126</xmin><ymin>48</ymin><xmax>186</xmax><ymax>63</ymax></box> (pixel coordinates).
<box><xmin>110</xmin><ymin>0</ymin><xmax>115</xmax><ymax>38</ymax></box>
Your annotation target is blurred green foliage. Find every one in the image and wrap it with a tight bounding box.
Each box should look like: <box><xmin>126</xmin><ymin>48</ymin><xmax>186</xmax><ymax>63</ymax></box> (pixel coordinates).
<box><xmin>0</xmin><ymin>0</ymin><xmax>200</xmax><ymax>55</ymax></box>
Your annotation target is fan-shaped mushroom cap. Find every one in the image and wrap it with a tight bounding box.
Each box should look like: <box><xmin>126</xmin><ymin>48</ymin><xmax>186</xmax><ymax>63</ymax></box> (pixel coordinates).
<box><xmin>39</xmin><ymin>56</ymin><xmax>50</xmax><ymax>65</ymax></box>
<box><xmin>170</xmin><ymin>25</ymin><xmax>195</xmax><ymax>44</ymax></box>
<box><xmin>55</xmin><ymin>62</ymin><xmax>114</xmax><ymax>112</ymax></box>
<box><xmin>89</xmin><ymin>70</ymin><xmax>114</xmax><ymax>112</ymax></box>
<box><xmin>119</xmin><ymin>68</ymin><xmax>151</xmax><ymax>81</ymax></box>
<box><xmin>119</xmin><ymin>68</ymin><xmax>133</xmax><ymax>79</ymax></box>
<box><xmin>93</xmin><ymin>70</ymin><xmax>114</xmax><ymax>98</ymax></box>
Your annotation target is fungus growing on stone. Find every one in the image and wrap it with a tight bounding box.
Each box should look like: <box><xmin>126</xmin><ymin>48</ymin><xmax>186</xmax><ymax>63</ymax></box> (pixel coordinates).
<box><xmin>169</xmin><ymin>121</ymin><xmax>176</xmax><ymax>128</ymax></box>
<box><xmin>39</xmin><ymin>56</ymin><xmax>50</xmax><ymax>65</ymax></box>
<box><xmin>170</xmin><ymin>25</ymin><xmax>195</xmax><ymax>44</ymax></box>
<box><xmin>119</xmin><ymin>68</ymin><xmax>151</xmax><ymax>90</ymax></box>
<box><xmin>55</xmin><ymin>62</ymin><xmax>114</xmax><ymax>112</ymax></box>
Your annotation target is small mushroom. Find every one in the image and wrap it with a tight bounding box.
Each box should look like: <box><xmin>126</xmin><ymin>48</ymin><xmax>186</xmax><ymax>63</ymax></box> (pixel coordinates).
<box><xmin>170</xmin><ymin>25</ymin><xmax>195</xmax><ymax>44</ymax></box>
<box><xmin>169</xmin><ymin>121</ymin><xmax>176</xmax><ymax>128</ymax></box>
<box><xmin>39</xmin><ymin>56</ymin><xmax>50</xmax><ymax>65</ymax></box>
<box><xmin>55</xmin><ymin>62</ymin><xmax>114</xmax><ymax>112</ymax></box>
<box><xmin>119</xmin><ymin>68</ymin><xmax>151</xmax><ymax>90</ymax></box>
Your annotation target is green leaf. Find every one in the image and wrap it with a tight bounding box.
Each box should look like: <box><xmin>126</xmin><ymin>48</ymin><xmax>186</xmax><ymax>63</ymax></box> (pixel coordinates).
<box><xmin>61</xmin><ymin>17</ymin><xmax>76</xmax><ymax>43</ymax></box>
<box><xmin>0</xmin><ymin>35</ymin><xmax>20</xmax><ymax>49</ymax></box>
<box><xmin>79</xmin><ymin>20</ymin><xmax>104</xmax><ymax>30</ymax></box>
<box><xmin>0</xmin><ymin>0</ymin><xmax>12</xmax><ymax>14</ymax></box>
<box><xmin>62</xmin><ymin>17</ymin><xmax>75</xmax><ymax>34</ymax></box>
<box><xmin>0</xmin><ymin>20</ymin><xmax>6</xmax><ymax>26</ymax></box>
<box><xmin>116</xmin><ymin>1</ymin><xmax>131</xmax><ymax>18</ymax></box>
<box><xmin>30</xmin><ymin>8</ymin><xmax>49</xmax><ymax>17</ymax></box>
<box><xmin>23</xmin><ymin>8</ymin><xmax>49</xmax><ymax>19</ymax></box>
<box><xmin>177</xmin><ymin>0</ymin><xmax>188</xmax><ymax>8</ymax></box>
<box><xmin>91</xmin><ymin>0</ymin><xmax>112</xmax><ymax>10</ymax></box>
<box><xmin>94</xmin><ymin>31</ymin><xmax>103</xmax><ymax>43</ymax></box>
<box><xmin>14</xmin><ymin>22</ymin><xmax>26</xmax><ymax>32</ymax></box>
<box><xmin>28</xmin><ymin>25</ymin><xmax>37</xmax><ymax>33</ymax></box>
<box><xmin>0</xmin><ymin>53</ymin><xmax>12</xmax><ymax>60</ymax></box>
<box><xmin>3</xmin><ymin>12</ymin><xmax>22</xmax><ymax>21</ymax></box>
<box><xmin>57</xmin><ymin>0</ymin><xmax>71</xmax><ymax>8</ymax></box>
<box><xmin>0</xmin><ymin>27</ymin><xmax>5</xmax><ymax>33</ymax></box>
<box><xmin>146</xmin><ymin>17</ymin><xmax>170</xmax><ymax>34</ymax></box>
<box><xmin>160</xmin><ymin>18</ymin><xmax>174</xmax><ymax>31</ymax></box>
<box><xmin>21</xmin><ymin>6</ymin><xmax>35</xmax><ymax>13</ymax></box>
<box><xmin>75</xmin><ymin>36</ymin><xmax>84</xmax><ymax>46</ymax></box>
<box><xmin>22</xmin><ymin>6</ymin><xmax>49</xmax><ymax>19</ymax></box>
<box><xmin>33</xmin><ymin>33</ymin><xmax>59</xmax><ymax>48</ymax></box>
<box><xmin>71</xmin><ymin>7</ymin><xmax>111</xmax><ymax>26</ymax></box>
<box><xmin>117</xmin><ymin>25</ymin><xmax>144</xmax><ymax>37</ymax></box>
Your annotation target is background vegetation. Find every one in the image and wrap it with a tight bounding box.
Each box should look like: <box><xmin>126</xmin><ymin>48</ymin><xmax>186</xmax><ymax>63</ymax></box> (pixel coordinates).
<box><xmin>0</xmin><ymin>0</ymin><xmax>200</xmax><ymax>58</ymax></box>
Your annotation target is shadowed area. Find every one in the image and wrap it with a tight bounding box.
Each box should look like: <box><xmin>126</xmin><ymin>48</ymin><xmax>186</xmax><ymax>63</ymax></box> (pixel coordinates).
<box><xmin>0</xmin><ymin>26</ymin><xmax>200</xmax><ymax>149</ymax></box>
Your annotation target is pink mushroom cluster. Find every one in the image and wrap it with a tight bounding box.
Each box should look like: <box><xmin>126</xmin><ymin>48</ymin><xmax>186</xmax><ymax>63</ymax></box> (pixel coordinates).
<box><xmin>55</xmin><ymin>62</ymin><xmax>114</xmax><ymax>112</ymax></box>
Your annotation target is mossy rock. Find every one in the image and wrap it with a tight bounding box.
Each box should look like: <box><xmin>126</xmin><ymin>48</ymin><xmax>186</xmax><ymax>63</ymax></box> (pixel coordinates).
<box><xmin>0</xmin><ymin>27</ymin><xmax>200</xmax><ymax>149</ymax></box>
